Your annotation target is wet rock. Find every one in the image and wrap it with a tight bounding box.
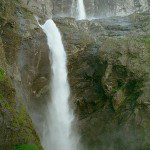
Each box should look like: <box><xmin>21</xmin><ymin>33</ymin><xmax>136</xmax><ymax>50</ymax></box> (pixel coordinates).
<box><xmin>54</xmin><ymin>13</ymin><xmax>150</xmax><ymax>149</ymax></box>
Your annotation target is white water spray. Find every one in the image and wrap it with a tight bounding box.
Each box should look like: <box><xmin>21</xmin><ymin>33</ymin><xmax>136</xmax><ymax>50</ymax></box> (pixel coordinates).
<box><xmin>40</xmin><ymin>19</ymin><xmax>79</xmax><ymax>150</ymax></box>
<box><xmin>77</xmin><ymin>0</ymin><xmax>86</xmax><ymax>20</ymax></box>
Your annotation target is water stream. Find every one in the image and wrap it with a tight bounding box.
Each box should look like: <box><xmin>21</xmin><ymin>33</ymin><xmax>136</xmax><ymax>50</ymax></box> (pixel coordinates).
<box><xmin>40</xmin><ymin>19</ymin><xmax>79</xmax><ymax>150</ymax></box>
<box><xmin>77</xmin><ymin>0</ymin><xmax>86</xmax><ymax>20</ymax></box>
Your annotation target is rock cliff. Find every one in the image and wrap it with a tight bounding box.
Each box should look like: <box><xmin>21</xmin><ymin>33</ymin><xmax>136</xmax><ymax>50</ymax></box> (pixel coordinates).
<box><xmin>0</xmin><ymin>0</ymin><xmax>48</xmax><ymax>149</ymax></box>
<box><xmin>54</xmin><ymin>14</ymin><xmax>150</xmax><ymax>149</ymax></box>
<box><xmin>0</xmin><ymin>0</ymin><xmax>150</xmax><ymax>149</ymax></box>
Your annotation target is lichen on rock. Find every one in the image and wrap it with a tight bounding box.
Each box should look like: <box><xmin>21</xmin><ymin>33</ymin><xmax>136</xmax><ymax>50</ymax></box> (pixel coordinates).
<box><xmin>0</xmin><ymin>0</ymin><xmax>44</xmax><ymax>149</ymax></box>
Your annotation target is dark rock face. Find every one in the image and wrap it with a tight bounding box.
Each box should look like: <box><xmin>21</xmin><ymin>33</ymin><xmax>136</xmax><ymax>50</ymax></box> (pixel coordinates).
<box><xmin>55</xmin><ymin>13</ymin><xmax>150</xmax><ymax>149</ymax></box>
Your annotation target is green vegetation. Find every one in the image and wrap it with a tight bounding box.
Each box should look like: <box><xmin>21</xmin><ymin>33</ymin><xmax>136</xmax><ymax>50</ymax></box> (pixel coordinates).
<box><xmin>143</xmin><ymin>40</ymin><xmax>150</xmax><ymax>45</ymax></box>
<box><xmin>13</xmin><ymin>144</ymin><xmax>38</xmax><ymax>150</ymax></box>
<box><xmin>0</xmin><ymin>68</ymin><xmax>5</xmax><ymax>81</ymax></box>
<box><xmin>0</xmin><ymin>68</ymin><xmax>5</xmax><ymax>100</ymax></box>
<box><xmin>143</xmin><ymin>35</ymin><xmax>150</xmax><ymax>39</ymax></box>
<box><xmin>0</xmin><ymin>93</ymin><xmax>4</xmax><ymax>100</ymax></box>
<box><xmin>125</xmin><ymin>78</ymin><xmax>143</xmax><ymax>107</ymax></box>
<box><xmin>140</xmin><ymin>35</ymin><xmax>150</xmax><ymax>45</ymax></box>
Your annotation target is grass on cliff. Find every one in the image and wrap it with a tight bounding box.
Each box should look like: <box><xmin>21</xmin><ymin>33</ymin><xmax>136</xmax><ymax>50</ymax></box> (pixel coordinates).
<box><xmin>13</xmin><ymin>144</ymin><xmax>38</xmax><ymax>150</ymax></box>
<box><xmin>0</xmin><ymin>68</ymin><xmax>5</xmax><ymax>100</ymax></box>
<box><xmin>0</xmin><ymin>67</ymin><xmax>5</xmax><ymax>81</ymax></box>
<box><xmin>140</xmin><ymin>35</ymin><xmax>150</xmax><ymax>45</ymax></box>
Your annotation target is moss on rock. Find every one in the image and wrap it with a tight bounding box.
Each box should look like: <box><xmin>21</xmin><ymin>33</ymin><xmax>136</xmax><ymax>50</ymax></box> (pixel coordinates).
<box><xmin>0</xmin><ymin>67</ymin><xmax>5</xmax><ymax>81</ymax></box>
<box><xmin>0</xmin><ymin>0</ymin><xmax>43</xmax><ymax>149</ymax></box>
<box><xmin>0</xmin><ymin>72</ymin><xmax>42</xmax><ymax>149</ymax></box>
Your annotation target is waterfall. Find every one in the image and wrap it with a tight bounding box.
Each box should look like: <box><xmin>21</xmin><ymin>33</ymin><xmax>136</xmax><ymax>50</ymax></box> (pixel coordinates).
<box><xmin>71</xmin><ymin>0</ymin><xmax>75</xmax><ymax>17</ymax></box>
<box><xmin>40</xmin><ymin>19</ymin><xmax>79</xmax><ymax>150</ymax></box>
<box><xmin>77</xmin><ymin>0</ymin><xmax>86</xmax><ymax>20</ymax></box>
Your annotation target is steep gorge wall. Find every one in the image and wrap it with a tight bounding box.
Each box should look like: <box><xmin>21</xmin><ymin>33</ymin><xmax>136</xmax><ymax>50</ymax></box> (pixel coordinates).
<box><xmin>0</xmin><ymin>0</ymin><xmax>51</xmax><ymax>149</ymax></box>
<box><xmin>54</xmin><ymin>12</ymin><xmax>150</xmax><ymax>149</ymax></box>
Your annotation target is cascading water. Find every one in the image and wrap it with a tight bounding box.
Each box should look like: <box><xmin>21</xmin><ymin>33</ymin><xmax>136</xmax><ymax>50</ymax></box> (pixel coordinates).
<box><xmin>77</xmin><ymin>0</ymin><xmax>86</xmax><ymax>20</ymax></box>
<box><xmin>40</xmin><ymin>19</ymin><xmax>79</xmax><ymax>150</ymax></box>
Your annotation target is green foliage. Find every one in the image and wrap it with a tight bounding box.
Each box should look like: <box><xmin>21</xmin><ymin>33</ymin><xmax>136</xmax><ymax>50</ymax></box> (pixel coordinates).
<box><xmin>143</xmin><ymin>35</ymin><xmax>150</xmax><ymax>39</ymax></box>
<box><xmin>0</xmin><ymin>93</ymin><xmax>4</xmax><ymax>100</ymax></box>
<box><xmin>0</xmin><ymin>68</ymin><xmax>5</xmax><ymax>81</ymax></box>
<box><xmin>125</xmin><ymin>78</ymin><xmax>144</xmax><ymax>108</ymax></box>
<box><xmin>143</xmin><ymin>40</ymin><xmax>150</xmax><ymax>45</ymax></box>
<box><xmin>0</xmin><ymin>68</ymin><xmax>5</xmax><ymax>100</ymax></box>
<box><xmin>111</xmin><ymin>84</ymin><xmax>126</xmax><ymax>94</ymax></box>
<box><xmin>13</xmin><ymin>144</ymin><xmax>38</xmax><ymax>150</ymax></box>
<box><xmin>140</xmin><ymin>35</ymin><xmax>150</xmax><ymax>45</ymax></box>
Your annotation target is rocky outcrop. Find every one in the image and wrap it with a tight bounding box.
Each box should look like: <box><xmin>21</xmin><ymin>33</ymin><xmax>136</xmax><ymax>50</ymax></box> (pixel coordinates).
<box><xmin>53</xmin><ymin>0</ymin><xmax>150</xmax><ymax>18</ymax></box>
<box><xmin>20</xmin><ymin>0</ymin><xmax>53</xmax><ymax>20</ymax></box>
<box><xmin>54</xmin><ymin>12</ymin><xmax>150</xmax><ymax>149</ymax></box>
<box><xmin>0</xmin><ymin>0</ymin><xmax>49</xmax><ymax>149</ymax></box>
